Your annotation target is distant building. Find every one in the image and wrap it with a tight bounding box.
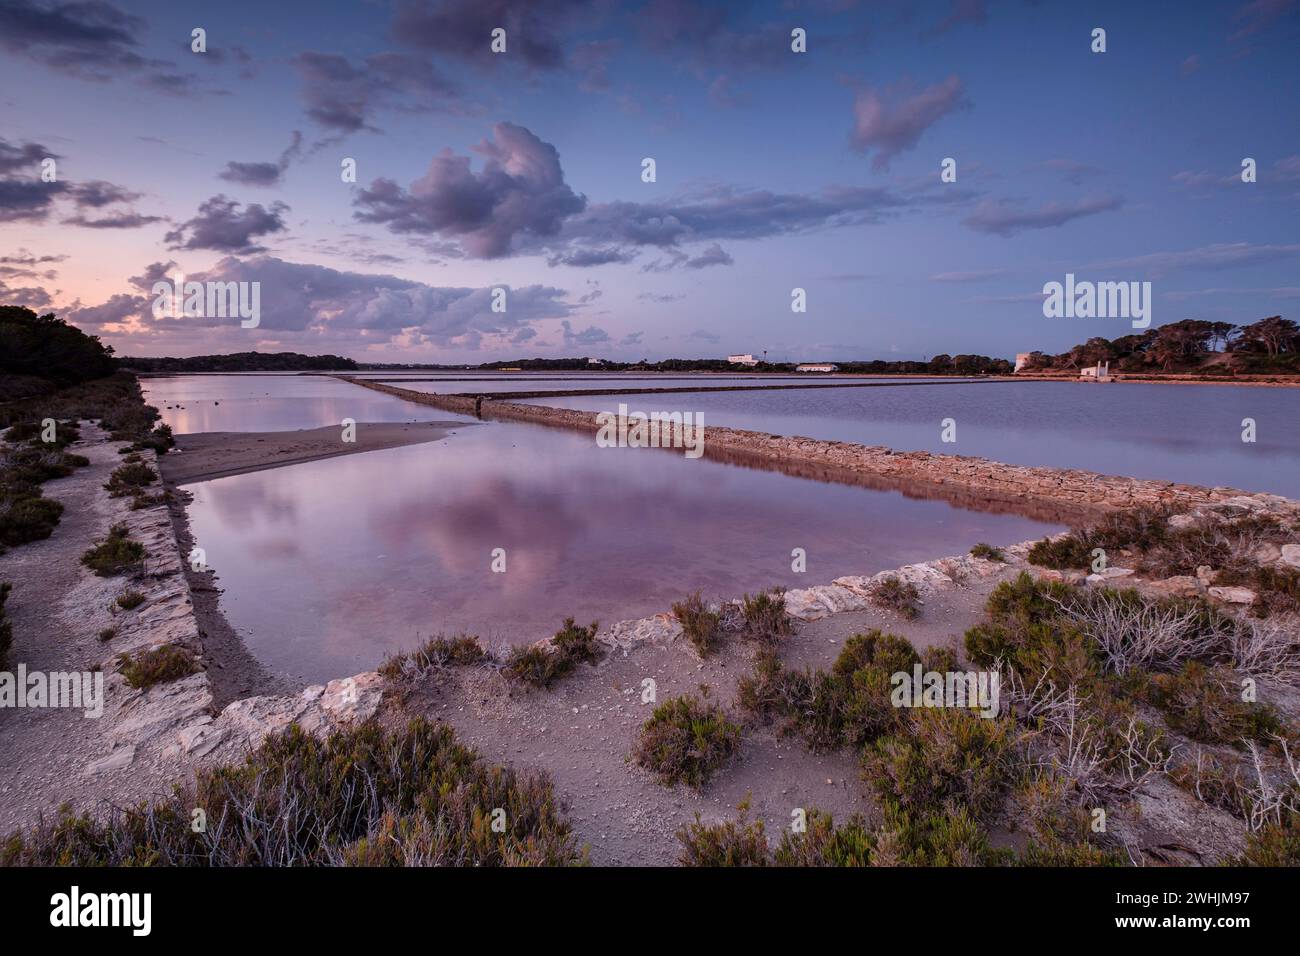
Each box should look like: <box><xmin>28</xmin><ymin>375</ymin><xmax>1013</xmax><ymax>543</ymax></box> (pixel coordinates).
<box><xmin>586</xmin><ymin>357</ymin><xmax>603</xmax><ymax>365</ymax></box>
<box><xmin>1080</xmin><ymin>361</ymin><xmax>1112</xmax><ymax>382</ymax></box>
<box><xmin>1014</xmin><ymin>352</ymin><xmax>1034</xmax><ymax>372</ymax></box>
<box><xmin>727</xmin><ymin>353</ymin><xmax>759</xmax><ymax>366</ymax></box>
<box><xmin>795</xmin><ymin>363</ymin><xmax>839</xmax><ymax>373</ymax></box>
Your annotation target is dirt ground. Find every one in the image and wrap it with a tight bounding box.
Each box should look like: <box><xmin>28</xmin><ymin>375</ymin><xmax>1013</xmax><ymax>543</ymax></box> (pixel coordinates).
<box><xmin>380</xmin><ymin>579</ymin><xmax>1002</xmax><ymax>866</ymax></box>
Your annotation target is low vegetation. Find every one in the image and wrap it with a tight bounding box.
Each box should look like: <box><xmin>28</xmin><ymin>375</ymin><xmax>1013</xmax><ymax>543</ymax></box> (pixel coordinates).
<box><xmin>115</xmin><ymin>590</ymin><xmax>146</xmax><ymax>611</ymax></box>
<box><xmin>504</xmin><ymin>618</ymin><xmax>601</xmax><ymax>688</ymax></box>
<box><xmin>379</xmin><ymin>635</ymin><xmax>488</xmax><ymax>680</ymax></box>
<box><xmin>739</xmin><ymin>588</ymin><xmax>792</xmax><ymax>643</ymax></box>
<box><xmin>80</xmin><ymin>523</ymin><xmax>146</xmax><ymax>576</ymax></box>
<box><xmin>633</xmin><ymin>691</ymin><xmax>742</xmax><ymax>788</ymax></box>
<box><xmin>115</xmin><ymin>645</ymin><xmax>200</xmax><ymax>689</ymax></box>
<box><xmin>868</xmin><ymin>575</ymin><xmax>922</xmax><ymax>619</ymax></box>
<box><xmin>104</xmin><ymin>461</ymin><xmax>157</xmax><ymax>497</ymax></box>
<box><xmin>0</xmin><ymin>718</ymin><xmax>584</xmax><ymax>866</ymax></box>
<box><xmin>970</xmin><ymin>543</ymin><xmax>1006</xmax><ymax>562</ymax></box>
<box><xmin>672</xmin><ymin>591</ymin><xmax>723</xmax><ymax>657</ymax></box>
<box><xmin>0</xmin><ymin>582</ymin><xmax>12</xmax><ymax>671</ymax></box>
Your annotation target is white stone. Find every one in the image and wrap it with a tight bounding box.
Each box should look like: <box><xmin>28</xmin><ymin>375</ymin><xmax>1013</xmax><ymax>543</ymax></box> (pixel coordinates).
<box><xmin>1281</xmin><ymin>544</ymin><xmax>1300</xmax><ymax>570</ymax></box>
<box><xmin>1208</xmin><ymin>586</ymin><xmax>1256</xmax><ymax>605</ymax></box>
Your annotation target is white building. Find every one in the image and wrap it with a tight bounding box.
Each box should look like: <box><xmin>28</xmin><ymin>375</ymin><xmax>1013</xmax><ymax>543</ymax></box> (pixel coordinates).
<box><xmin>1014</xmin><ymin>352</ymin><xmax>1034</xmax><ymax>372</ymax></box>
<box><xmin>1080</xmin><ymin>361</ymin><xmax>1111</xmax><ymax>382</ymax></box>
<box><xmin>727</xmin><ymin>353</ymin><xmax>758</xmax><ymax>366</ymax></box>
<box><xmin>795</xmin><ymin>363</ymin><xmax>839</xmax><ymax>373</ymax></box>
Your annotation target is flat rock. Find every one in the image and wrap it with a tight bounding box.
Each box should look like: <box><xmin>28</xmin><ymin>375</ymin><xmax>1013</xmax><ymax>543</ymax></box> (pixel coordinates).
<box><xmin>86</xmin><ymin>745</ymin><xmax>136</xmax><ymax>776</ymax></box>
<box><xmin>1208</xmin><ymin>585</ymin><xmax>1256</xmax><ymax>605</ymax></box>
<box><xmin>1144</xmin><ymin>575</ymin><xmax>1204</xmax><ymax>599</ymax></box>
<box><xmin>1281</xmin><ymin>544</ymin><xmax>1300</xmax><ymax>570</ymax></box>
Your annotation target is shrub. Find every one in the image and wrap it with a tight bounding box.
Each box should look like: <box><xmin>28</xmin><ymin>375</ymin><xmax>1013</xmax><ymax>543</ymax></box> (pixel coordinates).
<box><xmin>1146</xmin><ymin>661</ymin><xmax>1281</xmax><ymax>744</ymax></box>
<box><xmin>379</xmin><ymin>635</ymin><xmax>488</xmax><ymax>680</ymax></box>
<box><xmin>1239</xmin><ymin>809</ymin><xmax>1300</xmax><ymax>866</ymax></box>
<box><xmin>868</xmin><ymin>575</ymin><xmax>921</xmax><ymax>620</ymax></box>
<box><xmin>740</xmin><ymin>588</ymin><xmax>792</xmax><ymax>643</ymax></box>
<box><xmin>970</xmin><ymin>543</ymin><xmax>1005</xmax><ymax>562</ymax></box>
<box><xmin>1027</xmin><ymin>535</ymin><xmax>1093</xmax><ymax>570</ymax></box>
<box><xmin>0</xmin><ymin>582</ymin><xmax>12</xmax><ymax>670</ymax></box>
<box><xmin>0</xmin><ymin>718</ymin><xmax>584</xmax><ymax>866</ymax></box>
<box><xmin>869</xmin><ymin>800</ymin><xmax>1001</xmax><ymax>866</ymax></box>
<box><xmin>115</xmin><ymin>590</ymin><xmax>146</xmax><ymax>611</ymax></box>
<box><xmin>862</xmin><ymin>707</ymin><xmax>1020</xmax><ymax>823</ymax></box>
<box><xmin>116</xmin><ymin>645</ymin><xmax>200</xmax><ymax>689</ymax></box>
<box><xmin>633</xmin><ymin>692</ymin><xmax>742</xmax><ymax>788</ymax></box>
<box><xmin>672</xmin><ymin>591</ymin><xmax>723</xmax><ymax>657</ymax></box>
<box><xmin>773</xmin><ymin>810</ymin><xmax>876</xmax><ymax>867</ymax></box>
<box><xmin>504</xmin><ymin>618</ymin><xmax>601</xmax><ymax>688</ymax></box>
<box><xmin>0</xmin><ymin>495</ymin><xmax>64</xmax><ymax>546</ymax></box>
<box><xmin>81</xmin><ymin>523</ymin><xmax>146</xmax><ymax>576</ymax></box>
<box><xmin>964</xmin><ymin>573</ymin><xmax>1098</xmax><ymax>688</ymax></box>
<box><xmin>97</xmin><ymin>627</ymin><xmax>117</xmax><ymax>642</ymax></box>
<box><xmin>677</xmin><ymin>800</ymin><xmax>769</xmax><ymax>866</ymax></box>
<box><xmin>104</xmin><ymin>462</ymin><xmax>156</xmax><ymax>497</ymax></box>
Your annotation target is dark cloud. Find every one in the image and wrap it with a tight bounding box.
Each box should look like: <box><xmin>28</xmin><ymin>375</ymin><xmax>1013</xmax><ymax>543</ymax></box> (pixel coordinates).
<box><xmin>1087</xmin><ymin>242</ymin><xmax>1300</xmax><ymax>279</ymax></box>
<box><xmin>620</xmin><ymin>331</ymin><xmax>644</xmax><ymax>345</ymax></box>
<box><xmin>292</xmin><ymin>51</ymin><xmax>461</xmax><ymax>133</ymax></box>
<box><xmin>850</xmin><ymin>75</ymin><xmax>969</xmax><ymax>170</ymax></box>
<box><xmin>684</xmin><ymin>242</ymin><xmax>733</xmax><ymax>268</ymax></box>
<box><xmin>0</xmin><ymin>178</ymin><xmax>65</xmax><ymax>222</ymax></box>
<box><xmin>63</xmin><ymin>211</ymin><xmax>165</xmax><ymax>228</ymax></box>
<box><xmin>0</xmin><ymin>137</ymin><xmax>53</xmax><ymax>174</ymax></box>
<box><xmin>354</xmin><ymin>122</ymin><xmax>586</xmax><ymax>257</ymax></box>
<box><xmin>546</xmin><ymin>247</ymin><xmax>637</xmax><ymax>267</ymax></box>
<box><xmin>962</xmin><ymin>194</ymin><xmax>1123</xmax><ymax>236</ymax></box>
<box><xmin>391</xmin><ymin>0</ymin><xmax>595</xmax><ymax>69</ymax></box>
<box><xmin>0</xmin><ymin>276</ymin><xmax>55</xmax><ymax>308</ymax></box>
<box><xmin>0</xmin><ymin>0</ymin><xmax>203</xmax><ymax>92</ymax></box>
<box><xmin>67</xmin><ymin>180</ymin><xmax>142</xmax><ymax>208</ymax></box>
<box><xmin>165</xmin><ymin>195</ymin><xmax>289</xmax><ymax>253</ymax></box>
<box><xmin>561</xmin><ymin>319</ymin><xmax>611</xmax><ymax>347</ymax></box>
<box><xmin>218</xmin><ymin>131</ymin><xmax>303</xmax><ymax>187</ymax></box>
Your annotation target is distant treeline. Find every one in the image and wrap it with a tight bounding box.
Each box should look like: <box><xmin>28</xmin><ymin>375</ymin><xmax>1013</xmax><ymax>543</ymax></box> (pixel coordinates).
<box><xmin>1021</xmin><ymin>316</ymin><xmax>1299</xmax><ymax>375</ymax></box>
<box><xmin>468</xmin><ymin>355</ymin><xmax>1015</xmax><ymax>374</ymax></box>
<box><xmin>122</xmin><ymin>352</ymin><xmax>359</xmax><ymax>373</ymax></box>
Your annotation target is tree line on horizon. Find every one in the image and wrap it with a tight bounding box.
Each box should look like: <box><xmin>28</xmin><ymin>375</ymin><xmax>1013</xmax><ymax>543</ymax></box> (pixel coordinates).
<box><xmin>1020</xmin><ymin>316</ymin><xmax>1298</xmax><ymax>375</ymax></box>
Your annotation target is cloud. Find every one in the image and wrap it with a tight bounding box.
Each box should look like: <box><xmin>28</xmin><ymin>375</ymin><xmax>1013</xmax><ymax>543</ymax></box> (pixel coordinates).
<box><xmin>0</xmin><ymin>136</ymin><xmax>52</xmax><ymax>174</ymax></box>
<box><xmin>685</xmin><ymin>243</ymin><xmax>733</xmax><ymax>268</ymax></box>
<box><xmin>1088</xmin><ymin>242</ymin><xmax>1300</xmax><ymax>278</ymax></box>
<box><xmin>63</xmin><ymin>211</ymin><xmax>164</xmax><ymax>228</ymax></box>
<box><xmin>0</xmin><ymin>178</ymin><xmax>65</xmax><ymax>223</ymax></box>
<box><xmin>354</xmin><ymin>122</ymin><xmax>586</xmax><ymax>258</ymax></box>
<box><xmin>292</xmin><ymin>51</ymin><xmax>461</xmax><ymax>133</ymax></box>
<box><xmin>0</xmin><ymin>276</ymin><xmax>56</xmax><ymax>308</ymax></box>
<box><xmin>69</xmin><ymin>255</ymin><xmax>577</xmax><ymax>350</ymax></box>
<box><xmin>620</xmin><ymin>331</ymin><xmax>644</xmax><ymax>346</ymax></box>
<box><xmin>391</xmin><ymin>0</ymin><xmax>596</xmax><ymax>70</ymax></box>
<box><xmin>0</xmin><ymin>0</ymin><xmax>203</xmax><ymax>92</ymax></box>
<box><xmin>218</xmin><ymin>131</ymin><xmax>304</xmax><ymax>187</ymax></box>
<box><xmin>850</xmin><ymin>75</ymin><xmax>969</xmax><ymax>170</ymax></box>
<box><xmin>1181</xmin><ymin>54</ymin><xmax>1202</xmax><ymax>75</ymax></box>
<box><xmin>164</xmin><ymin>195</ymin><xmax>289</xmax><ymax>253</ymax></box>
<box><xmin>1229</xmin><ymin>0</ymin><xmax>1298</xmax><ymax>42</ymax></box>
<box><xmin>546</xmin><ymin>247</ymin><xmax>637</xmax><ymax>267</ymax></box>
<box><xmin>929</xmin><ymin>0</ymin><xmax>988</xmax><ymax>35</ymax></box>
<box><xmin>1037</xmin><ymin>159</ymin><xmax>1104</xmax><ymax>185</ymax></box>
<box><xmin>636</xmin><ymin>292</ymin><xmax>684</xmax><ymax>303</ymax></box>
<box><xmin>66</xmin><ymin>180</ymin><xmax>141</xmax><ymax>208</ymax></box>
<box><xmin>962</xmin><ymin>194</ymin><xmax>1123</xmax><ymax>236</ymax></box>
<box><xmin>561</xmin><ymin>319</ymin><xmax>611</xmax><ymax>347</ymax></box>
<box><xmin>929</xmin><ymin>269</ymin><xmax>1008</xmax><ymax>282</ymax></box>
<box><xmin>687</xmin><ymin>329</ymin><xmax>721</xmax><ymax>344</ymax></box>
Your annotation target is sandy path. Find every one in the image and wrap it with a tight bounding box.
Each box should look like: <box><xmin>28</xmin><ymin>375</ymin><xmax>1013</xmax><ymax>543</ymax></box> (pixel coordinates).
<box><xmin>158</xmin><ymin>420</ymin><xmax>471</xmax><ymax>485</ymax></box>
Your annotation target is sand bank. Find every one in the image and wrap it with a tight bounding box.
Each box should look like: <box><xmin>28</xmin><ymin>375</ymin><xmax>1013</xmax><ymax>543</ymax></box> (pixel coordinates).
<box><xmin>157</xmin><ymin>420</ymin><xmax>470</xmax><ymax>484</ymax></box>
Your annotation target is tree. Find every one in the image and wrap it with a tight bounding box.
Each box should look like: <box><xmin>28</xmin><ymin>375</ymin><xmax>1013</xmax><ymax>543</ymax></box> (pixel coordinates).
<box><xmin>0</xmin><ymin>306</ymin><xmax>116</xmax><ymax>386</ymax></box>
<box><xmin>1237</xmin><ymin>316</ymin><xmax>1298</xmax><ymax>357</ymax></box>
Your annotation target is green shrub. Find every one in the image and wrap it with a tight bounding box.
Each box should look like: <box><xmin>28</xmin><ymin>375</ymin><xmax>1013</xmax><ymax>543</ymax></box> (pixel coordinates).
<box><xmin>81</xmin><ymin>523</ymin><xmax>146</xmax><ymax>576</ymax></box>
<box><xmin>773</xmin><ymin>810</ymin><xmax>876</xmax><ymax>867</ymax></box>
<box><xmin>633</xmin><ymin>692</ymin><xmax>742</xmax><ymax>788</ymax></box>
<box><xmin>1239</xmin><ymin>809</ymin><xmax>1300</xmax><ymax>866</ymax></box>
<box><xmin>115</xmin><ymin>590</ymin><xmax>146</xmax><ymax>611</ymax></box>
<box><xmin>0</xmin><ymin>717</ymin><xmax>584</xmax><ymax>866</ymax></box>
<box><xmin>1027</xmin><ymin>535</ymin><xmax>1094</xmax><ymax>570</ymax></box>
<box><xmin>677</xmin><ymin>800</ymin><xmax>769</xmax><ymax>866</ymax></box>
<box><xmin>0</xmin><ymin>495</ymin><xmax>63</xmax><ymax>546</ymax></box>
<box><xmin>504</xmin><ymin>618</ymin><xmax>601</xmax><ymax>688</ymax></box>
<box><xmin>672</xmin><ymin>591</ymin><xmax>723</xmax><ymax>657</ymax></box>
<box><xmin>862</xmin><ymin>707</ymin><xmax>1020</xmax><ymax>823</ymax></box>
<box><xmin>964</xmin><ymin>573</ymin><xmax>1098</xmax><ymax>688</ymax></box>
<box><xmin>104</xmin><ymin>462</ymin><xmax>156</xmax><ymax>497</ymax></box>
<box><xmin>970</xmin><ymin>543</ymin><xmax>1005</xmax><ymax>562</ymax></box>
<box><xmin>97</xmin><ymin>627</ymin><xmax>117</xmax><ymax>642</ymax></box>
<box><xmin>740</xmin><ymin>588</ymin><xmax>792</xmax><ymax>643</ymax></box>
<box><xmin>1146</xmin><ymin>661</ymin><xmax>1281</xmax><ymax>744</ymax></box>
<box><xmin>116</xmin><ymin>645</ymin><xmax>200</xmax><ymax>689</ymax></box>
<box><xmin>379</xmin><ymin>635</ymin><xmax>488</xmax><ymax>679</ymax></box>
<box><xmin>868</xmin><ymin>575</ymin><xmax>921</xmax><ymax>620</ymax></box>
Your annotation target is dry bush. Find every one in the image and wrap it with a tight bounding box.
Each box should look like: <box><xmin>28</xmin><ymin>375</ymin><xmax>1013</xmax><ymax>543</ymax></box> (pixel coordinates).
<box><xmin>868</xmin><ymin>575</ymin><xmax>921</xmax><ymax>620</ymax></box>
<box><xmin>672</xmin><ymin>591</ymin><xmax>723</xmax><ymax>657</ymax></box>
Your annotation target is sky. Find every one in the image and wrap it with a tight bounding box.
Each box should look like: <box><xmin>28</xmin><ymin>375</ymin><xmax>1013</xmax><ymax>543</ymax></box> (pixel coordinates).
<box><xmin>1</xmin><ymin>0</ymin><xmax>1298</xmax><ymax>363</ymax></box>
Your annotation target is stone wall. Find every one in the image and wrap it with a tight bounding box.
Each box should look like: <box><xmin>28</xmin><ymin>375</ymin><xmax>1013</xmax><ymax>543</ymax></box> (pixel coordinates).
<box><xmin>340</xmin><ymin>377</ymin><xmax>1279</xmax><ymax>519</ymax></box>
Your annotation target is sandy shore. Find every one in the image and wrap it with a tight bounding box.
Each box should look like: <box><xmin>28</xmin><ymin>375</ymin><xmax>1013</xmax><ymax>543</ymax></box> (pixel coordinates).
<box><xmin>158</xmin><ymin>420</ymin><xmax>471</xmax><ymax>484</ymax></box>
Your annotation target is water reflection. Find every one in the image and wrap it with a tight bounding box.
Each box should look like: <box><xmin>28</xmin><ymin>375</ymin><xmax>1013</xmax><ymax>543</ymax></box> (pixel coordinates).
<box><xmin>187</xmin><ymin>421</ymin><xmax>1059</xmax><ymax>683</ymax></box>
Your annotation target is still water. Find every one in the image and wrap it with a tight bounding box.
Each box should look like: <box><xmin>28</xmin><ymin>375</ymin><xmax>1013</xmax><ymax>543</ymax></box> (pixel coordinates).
<box><xmin>522</xmin><ymin>381</ymin><xmax>1300</xmax><ymax>497</ymax></box>
<box><xmin>185</xmin><ymin>419</ymin><xmax>1057</xmax><ymax>682</ymax></box>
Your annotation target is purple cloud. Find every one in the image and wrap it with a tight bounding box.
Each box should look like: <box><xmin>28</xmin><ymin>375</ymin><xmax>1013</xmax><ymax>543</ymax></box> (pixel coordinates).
<box><xmin>850</xmin><ymin>75</ymin><xmax>969</xmax><ymax>170</ymax></box>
